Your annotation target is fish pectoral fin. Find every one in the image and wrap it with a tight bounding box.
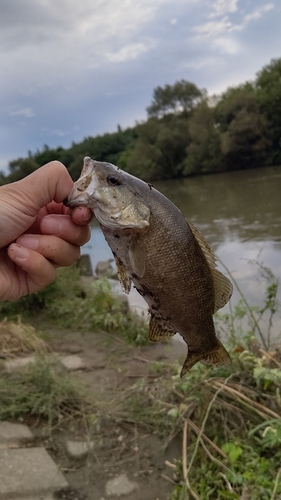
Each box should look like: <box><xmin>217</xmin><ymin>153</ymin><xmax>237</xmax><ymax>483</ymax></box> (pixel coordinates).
<box><xmin>187</xmin><ymin>221</ymin><xmax>233</xmax><ymax>312</ymax></box>
<box><xmin>114</xmin><ymin>256</ymin><xmax>132</xmax><ymax>294</ymax></box>
<box><xmin>149</xmin><ymin>315</ymin><xmax>176</xmax><ymax>343</ymax></box>
<box><xmin>181</xmin><ymin>339</ymin><xmax>231</xmax><ymax>377</ymax></box>
<box><xmin>129</xmin><ymin>238</ymin><xmax>145</xmax><ymax>277</ymax></box>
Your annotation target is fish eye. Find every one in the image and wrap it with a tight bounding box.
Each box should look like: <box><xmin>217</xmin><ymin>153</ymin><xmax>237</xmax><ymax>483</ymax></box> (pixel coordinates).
<box><xmin>107</xmin><ymin>175</ymin><xmax>121</xmax><ymax>186</ymax></box>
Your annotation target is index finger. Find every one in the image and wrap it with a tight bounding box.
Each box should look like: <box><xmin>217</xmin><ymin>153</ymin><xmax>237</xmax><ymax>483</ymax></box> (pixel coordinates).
<box><xmin>70</xmin><ymin>206</ymin><xmax>94</xmax><ymax>225</ymax></box>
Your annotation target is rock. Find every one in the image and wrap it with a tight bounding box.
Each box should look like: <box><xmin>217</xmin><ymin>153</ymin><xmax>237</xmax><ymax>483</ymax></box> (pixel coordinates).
<box><xmin>60</xmin><ymin>355</ymin><xmax>85</xmax><ymax>371</ymax></box>
<box><xmin>95</xmin><ymin>259</ymin><xmax>114</xmax><ymax>278</ymax></box>
<box><xmin>76</xmin><ymin>254</ymin><xmax>93</xmax><ymax>276</ymax></box>
<box><xmin>0</xmin><ymin>421</ymin><xmax>33</xmax><ymax>445</ymax></box>
<box><xmin>65</xmin><ymin>440</ymin><xmax>94</xmax><ymax>459</ymax></box>
<box><xmin>115</xmin><ymin>294</ymin><xmax>129</xmax><ymax>313</ymax></box>
<box><xmin>0</xmin><ymin>447</ymin><xmax>68</xmax><ymax>498</ymax></box>
<box><xmin>4</xmin><ymin>354</ymin><xmax>36</xmax><ymax>372</ymax></box>
<box><xmin>105</xmin><ymin>473</ymin><xmax>138</xmax><ymax>497</ymax></box>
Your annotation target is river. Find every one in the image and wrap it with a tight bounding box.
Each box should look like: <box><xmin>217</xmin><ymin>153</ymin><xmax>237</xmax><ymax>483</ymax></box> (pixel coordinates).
<box><xmin>81</xmin><ymin>165</ymin><xmax>281</xmax><ymax>340</ymax></box>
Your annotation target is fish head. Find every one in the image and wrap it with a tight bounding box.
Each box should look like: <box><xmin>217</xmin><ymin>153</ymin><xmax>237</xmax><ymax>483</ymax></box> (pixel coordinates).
<box><xmin>66</xmin><ymin>157</ymin><xmax>150</xmax><ymax>230</ymax></box>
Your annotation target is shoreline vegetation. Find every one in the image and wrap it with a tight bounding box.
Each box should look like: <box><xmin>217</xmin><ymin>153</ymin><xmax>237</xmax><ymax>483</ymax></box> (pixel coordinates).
<box><xmin>1</xmin><ymin>57</ymin><xmax>281</xmax><ymax>185</ymax></box>
<box><xmin>0</xmin><ymin>266</ymin><xmax>281</xmax><ymax>498</ymax></box>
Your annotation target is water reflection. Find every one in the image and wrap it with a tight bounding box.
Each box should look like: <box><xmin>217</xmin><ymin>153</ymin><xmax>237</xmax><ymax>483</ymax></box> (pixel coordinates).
<box><xmin>82</xmin><ymin>166</ymin><xmax>281</xmax><ymax>330</ymax></box>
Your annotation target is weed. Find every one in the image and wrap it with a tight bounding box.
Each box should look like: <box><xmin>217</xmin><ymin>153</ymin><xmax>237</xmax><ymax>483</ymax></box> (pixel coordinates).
<box><xmin>0</xmin><ymin>356</ymin><xmax>91</xmax><ymax>425</ymax></box>
<box><xmin>0</xmin><ymin>267</ymin><xmax>149</xmax><ymax>346</ymax></box>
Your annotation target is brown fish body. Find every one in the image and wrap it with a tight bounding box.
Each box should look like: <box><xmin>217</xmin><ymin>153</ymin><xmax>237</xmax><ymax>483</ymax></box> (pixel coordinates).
<box><xmin>66</xmin><ymin>157</ymin><xmax>233</xmax><ymax>375</ymax></box>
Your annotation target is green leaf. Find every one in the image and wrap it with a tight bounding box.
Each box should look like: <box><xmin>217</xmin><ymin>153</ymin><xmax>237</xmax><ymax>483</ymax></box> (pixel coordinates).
<box><xmin>222</xmin><ymin>442</ymin><xmax>243</xmax><ymax>463</ymax></box>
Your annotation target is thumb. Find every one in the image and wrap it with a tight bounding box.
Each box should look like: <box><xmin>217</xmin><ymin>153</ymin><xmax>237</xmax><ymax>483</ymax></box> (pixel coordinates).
<box><xmin>13</xmin><ymin>161</ymin><xmax>73</xmax><ymax>214</ymax></box>
<box><xmin>0</xmin><ymin>161</ymin><xmax>74</xmax><ymax>248</ymax></box>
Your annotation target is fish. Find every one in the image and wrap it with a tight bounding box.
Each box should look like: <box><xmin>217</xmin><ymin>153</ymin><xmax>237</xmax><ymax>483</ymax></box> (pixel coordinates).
<box><xmin>66</xmin><ymin>156</ymin><xmax>233</xmax><ymax>376</ymax></box>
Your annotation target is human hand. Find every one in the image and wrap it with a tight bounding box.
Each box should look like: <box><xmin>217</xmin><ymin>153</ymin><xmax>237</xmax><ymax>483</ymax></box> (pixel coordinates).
<box><xmin>0</xmin><ymin>161</ymin><xmax>93</xmax><ymax>301</ymax></box>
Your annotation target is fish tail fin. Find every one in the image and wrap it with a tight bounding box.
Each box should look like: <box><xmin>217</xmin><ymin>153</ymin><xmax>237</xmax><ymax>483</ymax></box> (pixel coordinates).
<box><xmin>181</xmin><ymin>339</ymin><xmax>231</xmax><ymax>377</ymax></box>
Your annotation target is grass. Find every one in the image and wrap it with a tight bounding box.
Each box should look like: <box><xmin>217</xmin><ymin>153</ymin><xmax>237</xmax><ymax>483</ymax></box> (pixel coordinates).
<box><xmin>0</xmin><ymin>261</ymin><xmax>280</xmax><ymax>498</ymax></box>
<box><xmin>0</xmin><ymin>316</ymin><xmax>49</xmax><ymax>357</ymax></box>
<box><xmin>94</xmin><ymin>346</ymin><xmax>281</xmax><ymax>499</ymax></box>
<box><xmin>0</xmin><ymin>356</ymin><xmax>91</xmax><ymax>425</ymax></box>
<box><xmin>0</xmin><ymin>265</ymin><xmax>149</xmax><ymax>346</ymax></box>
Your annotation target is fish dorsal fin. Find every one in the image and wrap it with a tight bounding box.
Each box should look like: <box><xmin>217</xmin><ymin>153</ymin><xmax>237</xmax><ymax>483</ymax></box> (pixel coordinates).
<box><xmin>149</xmin><ymin>315</ymin><xmax>176</xmax><ymax>343</ymax></box>
<box><xmin>114</xmin><ymin>256</ymin><xmax>132</xmax><ymax>294</ymax></box>
<box><xmin>187</xmin><ymin>221</ymin><xmax>233</xmax><ymax>313</ymax></box>
<box><xmin>129</xmin><ymin>237</ymin><xmax>145</xmax><ymax>277</ymax></box>
<box><xmin>181</xmin><ymin>338</ymin><xmax>231</xmax><ymax>377</ymax></box>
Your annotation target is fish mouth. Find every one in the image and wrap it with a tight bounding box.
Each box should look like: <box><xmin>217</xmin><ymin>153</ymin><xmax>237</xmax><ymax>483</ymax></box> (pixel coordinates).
<box><xmin>64</xmin><ymin>157</ymin><xmax>99</xmax><ymax>208</ymax></box>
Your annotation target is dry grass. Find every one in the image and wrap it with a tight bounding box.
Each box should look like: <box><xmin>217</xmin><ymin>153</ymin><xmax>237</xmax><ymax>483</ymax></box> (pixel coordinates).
<box><xmin>0</xmin><ymin>316</ymin><xmax>50</xmax><ymax>358</ymax></box>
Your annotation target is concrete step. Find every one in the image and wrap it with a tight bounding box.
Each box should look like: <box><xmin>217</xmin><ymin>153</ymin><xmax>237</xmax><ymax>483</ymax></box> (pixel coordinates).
<box><xmin>0</xmin><ymin>447</ymin><xmax>68</xmax><ymax>499</ymax></box>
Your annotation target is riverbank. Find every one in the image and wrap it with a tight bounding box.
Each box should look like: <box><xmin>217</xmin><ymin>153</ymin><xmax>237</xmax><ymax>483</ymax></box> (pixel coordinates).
<box><xmin>1</xmin><ymin>266</ymin><xmax>281</xmax><ymax>499</ymax></box>
<box><xmin>0</xmin><ymin>320</ymin><xmax>184</xmax><ymax>500</ymax></box>
<box><xmin>1</xmin><ymin>315</ymin><xmax>281</xmax><ymax>500</ymax></box>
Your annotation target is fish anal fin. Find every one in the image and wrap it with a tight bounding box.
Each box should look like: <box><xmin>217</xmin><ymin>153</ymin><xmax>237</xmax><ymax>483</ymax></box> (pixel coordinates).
<box><xmin>181</xmin><ymin>338</ymin><xmax>231</xmax><ymax>377</ymax></box>
<box><xmin>149</xmin><ymin>315</ymin><xmax>176</xmax><ymax>343</ymax></box>
<box><xmin>114</xmin><ymin>257</ymin><xmax>132</xmax><ymax>294</ymax></box>
<box><xmin>129</xmin><ymin>238</ymin><xmax>145</xmax><ymax>277</ymax></box>
<box><xmin>187</xmin><ymin>220</ymin><xmax>233</xmax><ymax>312</ymax></box>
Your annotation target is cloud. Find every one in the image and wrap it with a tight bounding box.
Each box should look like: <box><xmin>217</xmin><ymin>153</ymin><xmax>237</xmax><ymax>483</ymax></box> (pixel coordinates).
<box><xmin>106</xmin><ymin>42</ymin><xmax>151</xmax><ymax>63</ymax></box>
<box><xmin>209</xmin><ymin>0</ymin><xmax>238</xmax><ymax>18</ymax></box>
<box><xmin>213</xmin><ymin>36</ymin><xmax>240</xmax><ymax>54</ymax></box>
<box><xmin>0</xmin><ymin>0</ymin><xmax>173</xmax><ymax>101</ymax></box>
<box><xmin>193</xmin><ymin>17</ymin><xmax>233</xmax><ymax>38</ymax></box>
<box><xmin>243</xmin><ymin>3</ymin><xmax>274</xmax><ymax>24</ymax></box>
<box><xmin>10</xmin><ymin>107</ymin><xmax>35</xmax><ymax>118</ymax></box>
<box><xmin>193</xmin><ymin>2</ymin><xmax>275</xmax><ymax>39</ymax></box>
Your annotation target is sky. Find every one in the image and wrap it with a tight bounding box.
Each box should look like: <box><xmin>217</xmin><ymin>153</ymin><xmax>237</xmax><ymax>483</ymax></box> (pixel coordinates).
<box><xmin>1</xmin><ymin>0</ymin><xmax>280</xmax><ymax>172</ymax></box>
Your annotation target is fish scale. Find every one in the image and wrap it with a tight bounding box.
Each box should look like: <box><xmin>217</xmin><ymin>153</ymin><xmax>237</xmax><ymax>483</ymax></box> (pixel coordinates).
<box><xmin>66</xmin><ymin>157</ymin><xmax>233</xmax><ymax>376</ymax></box>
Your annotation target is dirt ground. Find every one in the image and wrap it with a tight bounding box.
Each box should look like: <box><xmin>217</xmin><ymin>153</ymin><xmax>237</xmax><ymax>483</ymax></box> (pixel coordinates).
<box><xmin>37</xmin><ymin>326</ymin><xmax>186</xmax><ymax>500</ymax></box>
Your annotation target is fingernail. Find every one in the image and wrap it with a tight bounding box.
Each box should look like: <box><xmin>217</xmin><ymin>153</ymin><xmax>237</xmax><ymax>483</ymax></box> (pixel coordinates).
<box><xmin>9</xmin><ymin>243</ymin><xmax>30</xmax><ymax>261</ymax></box>
<box><xmin>17</xmin><ymin>235</ymin><xmax>39</xmax><ymax>250</ymax></box>
<box><xmin>41</xmin><ymin>216</ymin><xmax>63</xmax><ymax>235</ymax></box>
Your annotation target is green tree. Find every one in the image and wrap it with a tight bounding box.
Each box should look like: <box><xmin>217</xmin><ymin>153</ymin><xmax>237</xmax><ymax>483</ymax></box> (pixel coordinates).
<box><xmin>184</xmin><ymin>102</ymin><xmax>222</xmax><ymax>176</ymax></box>
<box><xmin>215</xmin><ymin>85</ymin><xmax>269</xmax><ymax>170</ymax></box>
<box><xmin>6</xmin><ymin>158</ymin><xmax>40</xmax><ymax>183</ymax></box>
<box><xmin>147</xmin><ymin>80</ymin><xmax>204</xmax><ymax>117</ymax></box>
<box><xmin>256</xmin><ymin>58</ymin><xmax>281</xmax><ymax>164</ymax></box>
<box><xmin>126</xmin><ymin>115</ymin><xmax>190</xmax><ymax>181</ymax></box>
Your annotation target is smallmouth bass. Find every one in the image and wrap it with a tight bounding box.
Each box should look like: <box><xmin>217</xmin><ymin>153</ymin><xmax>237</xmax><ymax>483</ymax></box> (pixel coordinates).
<box><xmin>66</xmin><ymin>157</ymin><xmax>233</xmax><ymax>376</ymax></box>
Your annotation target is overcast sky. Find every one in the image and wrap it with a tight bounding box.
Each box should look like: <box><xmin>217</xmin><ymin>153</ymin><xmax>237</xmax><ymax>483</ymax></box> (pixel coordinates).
<box><xmin>1</xmin><ymin>0</ymin><xmax>280</xmax><ymax>172</ymax></box>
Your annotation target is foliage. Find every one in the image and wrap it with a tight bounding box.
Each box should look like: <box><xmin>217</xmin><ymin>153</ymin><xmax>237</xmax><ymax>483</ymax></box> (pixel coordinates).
<box><xmin>256</xmin><ymin>58</ymin><xmax>281</xmax><ymax>164</ymax></box>
<box><xmin>92</xmin><ymin>268</ymin><xmax>281</xmax><ymax>500</ymax></box>
<box><xmin>0</xmin><ymin>266</ymin><xmax>149</xmax><ymax>346</ymax></box>
<box><xmin>215</xmin><ymin>260</ymin><xmax>279</xmax><ymax>351</ymax></box>
<box><xmin>0</xmin><ymin>356</ymin><xmax>89</xmax><ymax>424</ymax></box>
<box><xmin>125</xmin><ymin>115</ymin><xmax>190</xmax><ymax>180</ymax></box>
<box><xmin>1</xmin><ymin>57</ymin><xmax>281</xmax><ymax>183</ymax></box>
<box><xmin>146</xmin><ymin>80</ymin><xmax>204</xmax><ymax>117</ymax></box>
<box><xmin>215</xmin><ymin>85</ymin><xmax>269</xmax><ymax>170</ymax></box>
<box><xmin>183</xmin><ymin>101</ymin><xmax>223</xmax><ymax>175</ymax></box>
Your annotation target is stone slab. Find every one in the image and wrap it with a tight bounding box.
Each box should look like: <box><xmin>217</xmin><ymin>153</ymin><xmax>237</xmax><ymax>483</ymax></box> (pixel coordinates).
<box><xmin>4</xmin><ymin>355</ymin><xmax>36</xmax><ymax>372</ymax></box>
<box><xmin>13</xmin><ymin>495</ymin><xmax>55</xmax><ymax>500</ymax></box>
<box><xmin>0</xmin><ymin>447</ymin><xmax>68</xmax><ymax>498</ymax></box>
<box><xmin>65</xmin><ymin>440</ymin><xmax>94</xmax><ymax>459</ymax></box>
<box><xmin>105</xmin><ymin>473</ymin><xmax>138</xmax><ymax>497</ymax></box>
<box><xmin>0</xmin><ymin>421</ymin><xmax>33</xmax><ymax>444</ymax></box>
<box><xmin>60</xmin><ymin>355</ymin><xmax>85</xmax><ymax>371</ymax></box>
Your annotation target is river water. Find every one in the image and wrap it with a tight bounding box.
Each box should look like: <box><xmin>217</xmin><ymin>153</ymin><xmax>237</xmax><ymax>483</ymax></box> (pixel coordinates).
<box><xmin>81</xmin><ymin>165</ymin><xmax>281</xmax><ymax>338</ymax></box>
